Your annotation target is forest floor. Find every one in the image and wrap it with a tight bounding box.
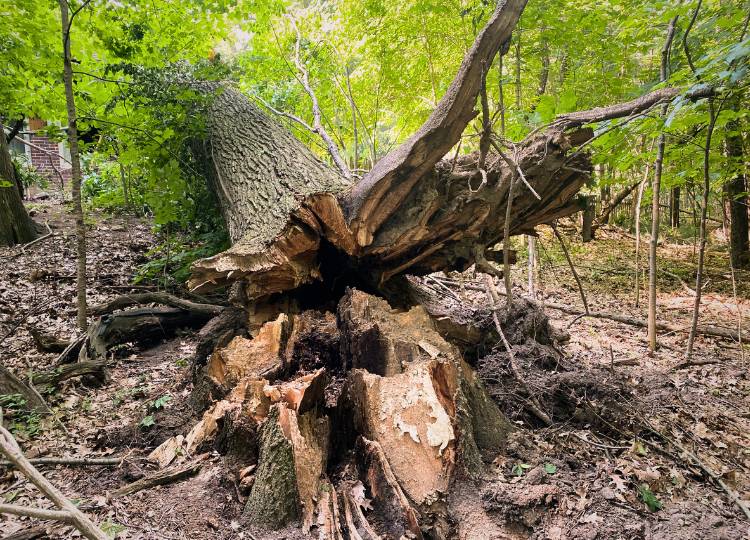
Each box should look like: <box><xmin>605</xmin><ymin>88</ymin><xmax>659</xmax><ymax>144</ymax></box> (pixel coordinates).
<box><xmin>1</xmin><ymin>199</ymin><xmax>749</xmax><ymax>539</ymax></box>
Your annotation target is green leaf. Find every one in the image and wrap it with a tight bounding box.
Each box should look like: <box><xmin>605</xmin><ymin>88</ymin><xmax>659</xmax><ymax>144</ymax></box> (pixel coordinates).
<box><xmin>511</xmin><ymin>463</ymin><xmax>531</xmax><ymax>476</ymax></box>
<box><xmin>140</xmin><ymin>415</ymin><xmax>155</xmax><ymax>428</ymax></box>
<box><xmin>152</xmin><ymin>395</ymin><xmax>172</xmax><ymax>410</ymax></box>
<box><xmin>101</xmin><ymin>520</ymin><xmax>127</xmax><ymax>538</ymax></box>
<box><xmin>637</xmin><ymin>484</ymin><xmax>662</xmax><ymax>512</ymax></box>
<box><xmin>544</xmin><ymin>463</ymin><xmax>558</xmax><ymax>474</ymax></box>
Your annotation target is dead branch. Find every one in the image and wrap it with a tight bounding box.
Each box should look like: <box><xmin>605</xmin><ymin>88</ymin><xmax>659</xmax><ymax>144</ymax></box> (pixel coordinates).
<box><xmin>0</xmin><ymin>420</ymin><xmax>108</xmax><ymax>540</ymax></box>
<box><xmin>88</xmin><ymin>292</ymin><xmax>224</xmax><ymax>317</ymax></box>
<box><xmin>111</xmin><ymin>460</ymin><xmax>202</xmax><ymax>498</ymax></box>
<box><xmin>543</xmin><ymin>300</ymin><xmax>740</xmax><ymax>341</ymax></box>
<box><xmin>287</xmin><ymin>16</ymin><xmax>351</xmax><ymax>179</ymax></box>
<box><xmin>0</xmin><ymin>504</ymin><xmax>73</xmax><ymax>523</ymax></box>
<box><xmin>20</xmin><ymin>223</ymin><xmax>53</xmax><ymax>254</ymax></box>
<box><xmin>434</xmin><ymin>276</ymin><xmax>741</xmax><ymax>341</ymax></box>
<box><xmin>0</xmin><ymin>366</ymin><xmax>49</xmax><ymax>413</ymax></box>
<box><xmin>30</xmin><ymin>361</ymin><xmax>106</xmax><ymax>387</ymax></box>
<box><xmin>0</xmin><ymin>456</ymin><xmax>123</xmax><ymax>468</ymax></box>
<box><xmin>552</xmin><ymin>224</ymin><xmax>589</xmax><ymax>315</ymax></box>
<box><xmin>592</xmin><ymin>181</ymin><xmax>641</xmax><ymax>234</ymax></box>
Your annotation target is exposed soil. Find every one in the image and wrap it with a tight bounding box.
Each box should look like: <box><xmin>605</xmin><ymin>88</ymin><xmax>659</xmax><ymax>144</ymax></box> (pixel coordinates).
<box><xmin>1</xmin><ymin>204</ymin><xmax>748</xmax><ymax>539</ymax></box>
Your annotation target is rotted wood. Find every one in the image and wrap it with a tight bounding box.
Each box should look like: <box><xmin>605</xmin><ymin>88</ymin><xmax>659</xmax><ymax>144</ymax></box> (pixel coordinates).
<box><xmin>82</xmin><ymin>307</ymin><xmax>213</xmax><ymax>360</ymax></box>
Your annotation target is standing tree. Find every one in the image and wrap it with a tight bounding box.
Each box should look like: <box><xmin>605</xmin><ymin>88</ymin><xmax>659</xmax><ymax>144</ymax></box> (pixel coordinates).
<box><xmin>647</xmin><ymin>16</ymin><xmax>678</xmax><ymax>354</ymax></box>
<box><xmin>58</xmin><ymin>0</ymin><xmax>89</xmax><ymax>331</ymax></box>
<box><xmin>0</xmin><ymin>124</ymin><xmax>38</xmax><ymax>246</ymax></box>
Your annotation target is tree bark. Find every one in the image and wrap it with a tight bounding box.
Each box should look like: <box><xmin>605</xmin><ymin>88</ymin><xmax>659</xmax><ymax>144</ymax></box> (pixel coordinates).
<box><xmin>59</xmin><ymin>0</ymin><xmax>88</xmax><ymax>331</ymax></box>
<box><xmin>581</xmin><ymin>196</ymin><xmax>595</xmax><ymax>242</ymax></box>
<box><xmin>670</xmin><ymin>186</ymin><xmax>681</xmax><ymax>228</ymax></box>
<box><xmin>725</xmin><ymin>98</ymin><xmax>749</xmax><ymax>268</ymax></box>
<box><xmin>0</xmin><ymin>123</ymin><xmax>37</xmax><ymax>246</ymax></box>
<box><xmin>648</xmin><ymin>16</ymin><xmax>678</xmax><ymax>354</ymax></box>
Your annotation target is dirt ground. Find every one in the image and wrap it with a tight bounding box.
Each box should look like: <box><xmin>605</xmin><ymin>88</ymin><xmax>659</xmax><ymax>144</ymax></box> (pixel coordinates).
<box><xmin>1</xmin><ymin>201</ymin><xmax>748</xmax><ymax>539</ymax></box>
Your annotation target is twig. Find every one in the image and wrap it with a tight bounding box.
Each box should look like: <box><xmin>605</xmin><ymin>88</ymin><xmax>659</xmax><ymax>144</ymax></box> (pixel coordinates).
<box><xmin>565</xmin><ymin>431</ymin><xmax>629</xmax><ymax>450</ymax></box>
<box><xmin>552</xmin><ymin>224</ymin><xmax>590</xmax><ymax>315</ymax></box>
<box><xmin>483</xmin><ymin>275</ymin><xmax>552</xmax><ymax>426</ymax></box>
<box><xmin>0</xmin><ymin>420</ymin><xmax>108</xmax><ymax>540</ymax></box>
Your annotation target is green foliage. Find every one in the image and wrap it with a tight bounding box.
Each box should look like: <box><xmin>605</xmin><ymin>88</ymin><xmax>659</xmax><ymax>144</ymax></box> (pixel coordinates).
<box><xmin>139</xmin><ymin>394</ymin><xmax>171</xmax><ymax>428</ymax></box>
<box><xmin>0</xmin><ymin>394</ymin><xmax>42</xmax><ymax>439</ymax></box>
<box><xmin>100</xmin><ymin>520</ymin><xmax>127</xmax><ymax>538</ymax></box>
<box><xmin>3</xmin><ymin>0</ymin><xmax>749</xmax><ymax>274</ymax></box>
<box><xmin>544</xmin><ymin>462</ymin><xmax>558</xmax><ymax>474</ymax></box>
<box><xmin>511</xmin><ymin>463</ymin><xmax>531</xmax><ymax>476</ymax></box>
<box><xmin>637</xmin><ymin>483</ymin><xmax>663</xmax><ymax>512</ymax></box>
<box><xmin>12</xmin><ymin>155</ymin><xmax>49</xmax><ymax>191</ymax></box>
<box><xmin>135</xmin><ymin>228</ymin><xmax>229</xmax><ymax>287</ymax></box>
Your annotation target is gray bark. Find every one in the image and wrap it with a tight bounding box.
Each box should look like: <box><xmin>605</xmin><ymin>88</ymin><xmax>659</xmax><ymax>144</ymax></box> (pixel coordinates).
<box><xmin>0</xmin><ymin>124</ymin><xmax>37</xmax><ymax>246</ymax></box>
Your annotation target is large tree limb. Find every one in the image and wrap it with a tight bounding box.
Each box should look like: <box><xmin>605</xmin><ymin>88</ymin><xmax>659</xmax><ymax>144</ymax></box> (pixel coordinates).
<box><xmin>344</xmin><ymin>0</ymin><xmax>529</xmax><ymax>246</ymax></box>
<box><xmin>188</xmin><ymin>2</ymin><xmax>714</xmax><ymax>301</ymax></box>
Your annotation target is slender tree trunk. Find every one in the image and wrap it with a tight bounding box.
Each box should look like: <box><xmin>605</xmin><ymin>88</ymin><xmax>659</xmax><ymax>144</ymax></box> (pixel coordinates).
<box><xmin>725</xmin><ymin>99</ymin><xmax>749</xmax><ymax>268</ymax></box>
<box><xmin>59</xmin><ymin>0</ymin><xmax>88</xmax><ymax>331</ymax></box>
<box><xmin>648</xmin><ymin>16</ymin><xmax>678</xmax><ymax>354</ymax></box>
<box><xmin>670</xmin><ymin>187</ymin><xmax>681</xmax><ymax>228</ymax></box>
<box><xmin>537</xmin><ymin>35</ymin><xmax>549</xmax><ymax>96</ymax></box>
<box><xmin>527</xmin><ymin>235</ymin><xmax>536</xmax><ymax>299</ymax></box>
<box><xmin>514</xmin><ymin>29</ymin><xmax>522</xmax><ymax>109</ymax></box>
<box><xmin>582</xmin><ymin>196</ymin><xmax>595</xmax><ymax>242</ymax></box>
<box><xmin>0</xmin><ymin>124</ymin><xmax>37</xmax><ymax>246</ymax></box>
<box><xmin>685</xmin><ymin>102</ymin><xmax>716</xmax><ymax>359</ymax></box>
<box><xmin>634</xmin><ymin>157</ymin><xmax>652</xmax><ymax>307</ymax></box>
<box><xmin>498</xmin><ymin>54</ymin><xmax>506</xmax><ymax>136</ymax></box>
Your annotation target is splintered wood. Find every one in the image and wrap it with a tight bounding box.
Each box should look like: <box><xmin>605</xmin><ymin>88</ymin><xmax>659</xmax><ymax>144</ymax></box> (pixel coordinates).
<box><xmin>172</xmin><ymin>288</ymin><xmax>514</xmax><ymax>538</ymax></box>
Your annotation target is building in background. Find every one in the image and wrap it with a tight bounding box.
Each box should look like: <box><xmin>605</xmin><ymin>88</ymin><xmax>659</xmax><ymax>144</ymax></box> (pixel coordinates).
<box><xmin>6</xmin><ymin>118</ymin><xmax>72</xmax><ymax>185</ymax></box>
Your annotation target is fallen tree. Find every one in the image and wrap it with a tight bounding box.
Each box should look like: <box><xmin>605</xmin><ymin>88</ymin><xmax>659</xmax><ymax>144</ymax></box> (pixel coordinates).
<box><xmin>160</xmin><ymin>1</ymin><xmax>718</xmax><ymax>536</ymax></box>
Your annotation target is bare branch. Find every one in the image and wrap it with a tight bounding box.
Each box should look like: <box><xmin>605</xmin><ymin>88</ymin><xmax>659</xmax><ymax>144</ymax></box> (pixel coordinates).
<box><xmin>287</xmin><ymin>16</ymin><xmax>351</xmax><ymax>180</ymax></box>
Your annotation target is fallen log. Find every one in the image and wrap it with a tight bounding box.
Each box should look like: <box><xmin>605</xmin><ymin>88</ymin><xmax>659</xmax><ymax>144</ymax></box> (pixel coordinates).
<box><xmin>111</xmin><ymin>460</ymin><xmax>202</xmax><ymax>498</ymax></box>
<box><xmin>83</xmin><ymin>307</ymin><xmax>213</xmax><ymax>360</ymax></box>
<box><xmin>30</xmin><ymin>361</ymin><xmax>107</xmax><ymax>387</ymax></box>
<box><xmin>0</xmin><ymin>456</ymin><xmax>122</xmax><ymax>468</ymax></box>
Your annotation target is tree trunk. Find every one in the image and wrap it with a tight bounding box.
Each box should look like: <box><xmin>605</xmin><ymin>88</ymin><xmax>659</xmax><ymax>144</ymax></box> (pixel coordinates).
<box><xmin>648</xmin><ymin>16</ymin><xmax>678</xmax><ymax>354</ymax></box>
<box><xmin>725</xmin><ymin>99</ymin><xmax>749</xmax><ymax>268</ymax></box>
<box><xmin>581</xmin><ymin>196</ymin><xmax>595</xmax><ymax>242</ymax></box>
<box><xmin>670</xmin><ymin>186</ymin><xmax>681</xmax><ymax>228</ymax></box>
<box><xmin>0</xmin><ymin>123</ymin><xmax>37</xmax><ymax>246</ymax></box>
<box><xmin>171</xmin><ymin>3</ymin><xmax>723</xmax><ymax>535</ymax></box>
<box><xmin>59</xmin><ymin>0</ymin><xmax>88</xmax><ymax>331</ymax></box>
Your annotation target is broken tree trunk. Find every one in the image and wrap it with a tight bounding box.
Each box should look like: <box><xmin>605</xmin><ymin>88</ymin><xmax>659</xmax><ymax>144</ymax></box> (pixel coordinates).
<box><xmin>169</xmin><ymin>1</ymin><xmax>720</xmax><ymax>537</ymax></box>
<box><xmin>176</xmin><ymin>288</ymin><xmax>517</xmax><ymax>538</ymax></box>
<box><xmin>188</xmin><ymin>85</ymin><xmax>701</xmax><ymax>303</ymax></box>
